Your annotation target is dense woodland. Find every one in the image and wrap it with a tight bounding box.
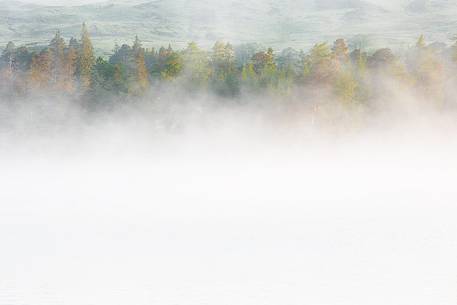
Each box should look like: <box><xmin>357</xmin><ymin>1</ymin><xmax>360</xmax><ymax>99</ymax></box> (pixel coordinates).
<box><xmin>0</xmin><ymin>23</ymin><xmax>456</xmax><ymax>111</ymax></box>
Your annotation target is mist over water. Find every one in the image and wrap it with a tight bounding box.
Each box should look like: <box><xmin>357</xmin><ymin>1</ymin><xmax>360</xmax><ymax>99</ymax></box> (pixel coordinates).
<box><xmin>0</xmin><ymin>91</ymin><xmax>457</xmax><ymax>305</ymax></box>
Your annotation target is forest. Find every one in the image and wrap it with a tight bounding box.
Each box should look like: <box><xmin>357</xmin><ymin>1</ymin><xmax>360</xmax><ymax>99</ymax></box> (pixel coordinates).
<box><xmin>0</xmin><ymin>23</ymin><xmax>455</xmax><ymax>114</ymax></box>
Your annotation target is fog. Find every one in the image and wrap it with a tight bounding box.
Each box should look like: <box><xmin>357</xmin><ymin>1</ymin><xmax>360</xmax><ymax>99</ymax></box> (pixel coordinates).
<box><xmin>0</xmin><ymin>90</ymin><xmax>456</xmax><ymax>305</ymax></box>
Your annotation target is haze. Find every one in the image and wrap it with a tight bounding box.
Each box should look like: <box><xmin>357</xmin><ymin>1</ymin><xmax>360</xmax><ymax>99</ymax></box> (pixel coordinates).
<box><xmin>1</xmin><ymin>1</ymin><xmax>457</xmax><ymax>305</ymax></box>
<box><xmin>0</xmin><ymin>93</ymin><xmax>456</xmax><ymax>305</ymax></box>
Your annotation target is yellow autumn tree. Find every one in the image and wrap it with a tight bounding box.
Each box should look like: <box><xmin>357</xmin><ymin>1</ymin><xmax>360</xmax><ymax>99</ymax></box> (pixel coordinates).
<box><xmin>130</xmin><ymin>36</ymin><xmax>150</xmax><ymax>95</ymax></box>
<box><xmin>29</xmin><ymin>50</ymin><xmax>52</xmax><ymax>89</ymax></box>
<box><xmin>79</xmin><ymin>23</ymin><xmax>95</xmax><ymax>92</ymax></box>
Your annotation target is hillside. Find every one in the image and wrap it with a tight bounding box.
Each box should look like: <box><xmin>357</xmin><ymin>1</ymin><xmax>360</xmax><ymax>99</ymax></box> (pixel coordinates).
<box><xmin>1</xmin><ymin>0</ymin><xmax>457</xmax><ymax>52</ymax></box>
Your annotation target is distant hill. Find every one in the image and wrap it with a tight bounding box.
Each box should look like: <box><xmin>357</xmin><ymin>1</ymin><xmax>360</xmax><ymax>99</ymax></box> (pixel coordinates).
<box><xmin>406</xmin><ymin>0</ymin><xmax>430</xmax><ymax>12</ymax></box>
<box><xmin>0</xmin><ymin>0</ymin><xmax>456</xmax><ymax>52</ymax></box>
<box><xmin>406</xmin><ymin>0</ymin><xmax>457</xmax><ymax>12</ymax></box>
<box><xmin>315</xmin><ymin>0</ymin><xmax>385</xmax><ymax>10</ymax></box>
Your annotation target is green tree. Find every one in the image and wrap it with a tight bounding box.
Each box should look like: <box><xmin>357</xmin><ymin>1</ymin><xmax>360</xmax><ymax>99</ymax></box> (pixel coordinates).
<box><xmin>0</xmin><ymin>42</ymin><xmax>17</xmax><ymax>74</ymax></box>
<box><xmin>91</xmin><ymin>57</ymin><xmax>128</xmax><ymax>98</ymax></box>
<box><xmin>249</xmin><ymin>48</ymin><xmax>277</xmax><ymax>89</ymax></box>
<box><xmin>211</xmin><ymin>41</ymin><xmax>238</xmax><ymax>96</ymax></box>
<box><xmin>64</xmin><ymin>37</ymin><xmax>79</xmax><ymax>93</ymax></box>
<box><xmin>241</xmin><ymin>63</ymin><xmax>258</xmax><ymax>91</ymax></box>
<box><xmin>334</xmin><ymin>68</ymin><xmax>358</xmax><ymax>105</ymax></box>
<box><xmin>161</xmin><ymin>51</ymin><xmax>183</xmax><ymax>81</ymax></box>
<box><xmin>182</xmin><ymin>42</ymin><xmax>211</xmax><ymax>90</ymax></box>
<box><xmin>308</xmin><ymin>43</ymin><xmax>334</xmax><ymax>83</ymax></box>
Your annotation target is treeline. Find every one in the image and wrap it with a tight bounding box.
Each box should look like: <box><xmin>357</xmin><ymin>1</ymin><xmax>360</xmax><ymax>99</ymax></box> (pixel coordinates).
<box><xmin>1</xmin><ymin>24</ymin><xmax>456</xmax><ymax>109</ymax></box>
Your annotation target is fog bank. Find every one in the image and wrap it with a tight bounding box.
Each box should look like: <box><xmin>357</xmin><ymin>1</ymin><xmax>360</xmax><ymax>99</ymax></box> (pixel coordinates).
<box><xmin>1</xmin><ymin>93</ymin><xmax>457</xmax><ymax>305</ymax></box>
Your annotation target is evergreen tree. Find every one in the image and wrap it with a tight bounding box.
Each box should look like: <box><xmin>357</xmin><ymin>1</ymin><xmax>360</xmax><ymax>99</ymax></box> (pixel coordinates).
<box><xmin>109</xmin><ymin>44</ymin><xmax>132</xmax><ymax>67</ymax></box>
<box><xmin>308</xmin><ymin>43</ymin><xmax>334</xmax><ymax>84</ymax></box>
<box><xmin>0</xmin><ymin>42</ymin><xmax>17</xmax><ymax>74</ymax></box>
<box><xmin>334</xmin><ymin>68</ymin><xmax>358</xmax><ymax>105</ymax></box>
<box><xmin>277</xmin><ymin>48</ymin><xmax>302</xmax><ymax>77</ymax></box>
<box><xmin>416</xmin><ymin>34</ymin><xmax>426</xmax><ymax>49</ymax></box>
<box><xmin>251</xmin><ymin>48</ymin><xmax>275</xmax><ymax>74</ymax></box>
<box><xmin>332</xmin><ymin>39</ymin><xmax>349</xmax><ymax>63</ymax></box>
<box><xmin>160</xmin><ymin>49</ymin><xmax>183</xmax><ymax>81</ymax></box>
<box><xmin>182</xmin><ymin>42</ymin><xmax>211</xmax><ymax>90</ymax></box>
<box><xmin>235</xmin><ymin>43</ymin><xmax>264</xmax><ymax>68</ymax></box>
<box><xmin>250</xmin><ymin>48</ymin><xmax>275</xmax><ymax>87</ymax></box>
<box><xmin>79</xmin><ymin>23</ymin><xmax>95</xmax><ymax>92</ymax></box>
<box><xmin>261</xmin><ymin>48</ymin><xmax>277</xmax><ymax>90</ymax></box>
<box><xmin>350</xmin><ymin>49</ymin><xmax>367</xmax><ymax>77</ymax></box>
<box><xmin>211</xmin><ymin>41</ymin><xmax>238</xmax><ymax>96</ymax></box>
<box><xmin>131</xmin><ymin>36</ymin><xmax>150</xmax><ymax>94</ymax></box>
<box><xmin>0</xmin><ymin>42</ymin><xmax>18</xmax><ymax>94</ymax></box>
<box><xmin>64</xmin><ymin>38</ymin><xmax>79</xmax><ymax>93</ymax></box>
<box><xmin>412</xmin><ymin>35</ymin><xmax>444</xmax><ymax>102</ymax></box>
<box><xmin>114</xmin><ymin>64</ymin><xmax>128</xmax><ymax>93</ymax></box>
<box><xmin>48</xmin><ymin>31</ymin><xmax>67</xmax><ymax>89</ymax></box>
<box><xmin>14</xmin><ymin>46</ymin><xmax>32</xmax><ymax>72</ymax></box>
<box><xmin>29</xmin><ymin>49</ymin><xmax>52</xmax><ymax>89</ymax></box>
<box><xmin>241</xmin><ymin>63</ymin><xmax>258</xmax><ymax>91</ymax></box>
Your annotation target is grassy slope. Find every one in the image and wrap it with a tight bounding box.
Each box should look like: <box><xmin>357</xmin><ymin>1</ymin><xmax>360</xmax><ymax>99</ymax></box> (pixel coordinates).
<box><xmin>0</xmin><ymin>0</ymin><xmax>456</xmax><ymax>52</ymax></box>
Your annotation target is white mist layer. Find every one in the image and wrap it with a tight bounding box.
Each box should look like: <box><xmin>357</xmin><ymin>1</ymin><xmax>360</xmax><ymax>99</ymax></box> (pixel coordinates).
<box><xmin>0</xmin><ymin>98</ymin><xmax>457</xmax><ymax>305</ymax></box>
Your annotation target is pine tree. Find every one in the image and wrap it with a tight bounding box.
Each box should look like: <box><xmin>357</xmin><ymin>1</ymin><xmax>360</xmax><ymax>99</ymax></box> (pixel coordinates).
<box><xmin>29</xmin><ymin>49</ymin><xmax>52</xmax><ymax>89</ymax></box>
<box><xmin>308</xmin><ymin>43</ymin><xmax>335</xmax><ymax>83</ymax></box>
<box><xmin>416</xmin><ymin>34</ymin><xmax>426</xmax><ymax>49</ymax></box>
<box><xmin>48</xmin><ymin>31</ymin><xmax>67</xmax><ymax>89</ymax></box>
<box><xmin>413</xmin><ymin>35</ymin><xmax>444</xmax><ymax>102</ymax></box>
<box><xmin>160</xmin><ymin>51</ymin><xmax>183</xmax><ymax>81</ymax></box>
<box><xmin>212</xmin><ymin>41</ymin><xmax>226</xmax><ymax>69</ymax></box>
<box><xmin>251</xmin><ymin>48</ymin><xmax>275</xmax><ymax>75</ymax></box>
<box><xmin>241</xmin><ymin>63</ymin><xmax>258</xmax><ymax>91</ymax></box>
<box><xmin>332</xmin><ymin>39</ymin><xmax>349</xmax><ymax>63</ymax></box>
<box><xmin>261</xmin><ymin>48</ymin><xmax>277</xmax><ymax>89</ymax></box>
<box><xmin>1</xmin><ymin>42</ymin><xmax>17</xmax><ymax>74</ymax></box>
<box><xmin>113</xmin><ymin>64</ymin><xmax>127</xmax><ymax>92</ymax></box>
<box><xmin>64</xmin><ymin>38</ymin><xmax>79</xmax><ymax>93</ymax></box>
<box><xmin>182</xmin><ymin>42</ymin><xmax>211</xmax><ymax>90</ymax></box>
<box><xmin>79</xmin><ymin>23</ymin><xmax>95</xmax><ymax>92</ymax></box>
<box><xmin>210</xmin><ymin>41</ymin><xmax>238</xmax><ymax>95</ymax></box>
<box><xmin>335</xmin><ymin>68</ymin><xmax>358</xmax><ymax>105</ymax></box>
<box><xmin>132</xmin><ymin>36</ymin><xmax>150</xmax><ymax>94</ymax></box>
<box><xmin>350</xmin><ymin>49</ymin><xmax>367</xmax><ymax>77</ymax></box>
<box><xmin>332</xmin><ymin>40</ymin><xmax>357</xmax><ymax>105</ymax></box>
<box><xmin>0</xmin><ymin>42</ymin><xmax>18</xmax><ymax>93</ymax></box>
